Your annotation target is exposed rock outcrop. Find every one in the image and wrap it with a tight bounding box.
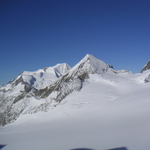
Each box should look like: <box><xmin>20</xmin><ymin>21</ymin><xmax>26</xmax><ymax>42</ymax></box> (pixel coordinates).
<box><xmin>141</xmin><ymin>61</ymin><xmax>150</xmax><ymax>73</ymax></box>
<box><xmin>144</xmin><ymin>74</ymin><xmax>150</xmax><ymax>83</ymax></box>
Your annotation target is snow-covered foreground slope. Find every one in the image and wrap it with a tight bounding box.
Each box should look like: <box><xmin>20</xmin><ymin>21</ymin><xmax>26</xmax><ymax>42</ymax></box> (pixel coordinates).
<box><xmin>1</xmin><ymin>72</ymin><xmax>150</xmax><ymax>150</ymax></box>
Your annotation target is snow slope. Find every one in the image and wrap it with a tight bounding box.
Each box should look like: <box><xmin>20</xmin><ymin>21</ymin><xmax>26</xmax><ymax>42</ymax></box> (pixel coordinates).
<box><xmin>0</xmin><ymin>63</ymin><xmax>71</xmax><ymax>125</ymax></box>
<box><xmin>1</xmin><ymin>63</ymin><xmax>71</xmax><ymax>90</ymax></box>
<box><xmin>1</xmin><ymin>71</ymin><xmax>150</xmax><ymax>150</ymax></box>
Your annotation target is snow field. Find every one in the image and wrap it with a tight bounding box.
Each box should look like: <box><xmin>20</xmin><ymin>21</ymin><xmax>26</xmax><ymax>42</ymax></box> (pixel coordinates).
<box><xmin>1</xmin><ymin>73</ymin><xmax>150</xmax><ymax>150</ymax></box>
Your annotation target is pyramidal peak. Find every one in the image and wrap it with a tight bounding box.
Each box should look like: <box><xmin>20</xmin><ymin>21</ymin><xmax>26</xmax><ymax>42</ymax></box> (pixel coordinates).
<box><xmin>71</xmin><ymin>54</ymin><xmax>110</xmax><ymax>75</ymax></box>
<box><xmin>79</xmin><ymin>53</ymin><xmax>97</xmax><ymax>63</ymax></box>
<box><xmin>83</xmin><ymin>53</ymin><xmax>94</xmax><ymax>60</ymax></box>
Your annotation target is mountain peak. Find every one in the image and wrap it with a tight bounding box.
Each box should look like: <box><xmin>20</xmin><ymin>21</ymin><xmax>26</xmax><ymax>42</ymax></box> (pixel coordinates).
<box><xmin>141</xmin><ymin>60</ymin><xmax>150</xmax><ymax>73</ymax></box>
<box><xmin>72</xmin><ymin>54</ymin><xmax>109</xmax><ymax>75</ymax></box>
<box><xmin>82</xmin><ymin>54</ymin><xmax>97</xmax><ymax>61</ymax></box>
<box><xmin>84</xmin><ymin>54</ymin><xmax>93</xmax><ymax>59</ymax></box>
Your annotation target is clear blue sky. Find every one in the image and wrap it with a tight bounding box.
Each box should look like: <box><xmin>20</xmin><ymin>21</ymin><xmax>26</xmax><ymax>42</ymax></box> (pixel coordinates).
<box><xmin>0</xmin><ymin>0</ymin><xmax>150</xmax><ymax>85</ymax></box>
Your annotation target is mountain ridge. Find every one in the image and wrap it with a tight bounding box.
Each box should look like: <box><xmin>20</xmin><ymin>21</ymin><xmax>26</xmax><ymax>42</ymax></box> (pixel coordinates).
<box><xmin>0</xmin><ymin>54</ymin><xmax>150</xmax><ymax>126</ymax></box>
<box><xmin>34</xmin><ymin>54</ymin><xmax>114</xmax><ymax>101</ymax></box>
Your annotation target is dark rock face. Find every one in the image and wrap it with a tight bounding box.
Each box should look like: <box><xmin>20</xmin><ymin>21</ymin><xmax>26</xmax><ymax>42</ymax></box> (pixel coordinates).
<box><xmin>108</xmin><ymin>64</ymin><xmax>114</xmax><ymax>69</ymax></box>
<box><xmin>141</xmin><ymin>61</ymin><xmax>150</xmax><ymax>73</ymax></box>
<box><xmin>14</xmin><ymin>76</ymin><xmax>25</xmax><ymax>86</ymax></box>
<box><xmin>144</xmin><ymin>74</ymin><xmax>150</xmax><ymax>83</ymax></box>
<box><xmin>0</xmin><ymin>94</ymin><xmax>28</xmax><ymax>126</ymax></box>
<box><xmin>13</xmin><ymin>94</ymin><xmax>25</xmax><ymax>104</ymax></box>
<box><xmin>35</xmin><ymin>71</ymin><xmax>86</xmax><ymax>102</ymax></box>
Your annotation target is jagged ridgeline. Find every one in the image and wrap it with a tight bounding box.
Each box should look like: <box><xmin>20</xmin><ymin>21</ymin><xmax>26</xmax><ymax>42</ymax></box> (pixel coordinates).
<box><xmin>0</xmin><ymin>54</ymin><xmax>144</xmax><ymax>126</ymax></box>
<box><xmin>35</xmin><ymin>54</ymin><xmax>111</xmax><ymax>101</ymax></box>
<box><xmin>0</xmin><ymin>54</ymin><xmax>114</xmax><ymax>126</ymax></box>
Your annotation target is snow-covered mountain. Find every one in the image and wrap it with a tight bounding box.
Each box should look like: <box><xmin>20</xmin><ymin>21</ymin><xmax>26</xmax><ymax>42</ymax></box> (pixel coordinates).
<box><xmin>0</xmin><ymin>54</ymin><xmax>149</xmax><ymax>126</ymax></box>
<box><xmin>0</xmin><ymin>63</ymin><xmax>71</xmax><ymax>125</ymax></box>
<box><xmin>1</xmin><ymin>63</ymin><xmax>71</xmax><ymax>90</ymax></box>
<box><xmin>1</xmin><ymin>54</ymin><xmax>150</xmax><ymax>150</ymax></box>
<box><xmin>35</xmin><ymin>54</ymin><xmax>114</xmax><ymax>101</ymax></box>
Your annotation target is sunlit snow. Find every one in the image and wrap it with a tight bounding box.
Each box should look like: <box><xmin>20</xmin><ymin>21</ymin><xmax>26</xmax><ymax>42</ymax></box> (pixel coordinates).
<box><xmin>1</xmin><ymin>70</ymin><xmax>150</xmax><ymax>150</ymax></box>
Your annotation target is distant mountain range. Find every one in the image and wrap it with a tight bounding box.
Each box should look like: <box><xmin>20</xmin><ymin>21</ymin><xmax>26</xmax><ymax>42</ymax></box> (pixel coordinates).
<box><xmin>0</xmin><ymin>54</ymin><xmax>150</xmax><ymax>126</ymax></box>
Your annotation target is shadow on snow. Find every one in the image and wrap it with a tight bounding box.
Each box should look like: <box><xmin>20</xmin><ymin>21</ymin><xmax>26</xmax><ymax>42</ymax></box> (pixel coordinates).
<box><xmin>70</xmin><ymin>148</ymin><xmax>94</xmax><ymax>150</ymax></box>
<box><xmin>106</xmin><ymin>147</ymin><xmax>128</xmax><ymax>150</ymax></box>
<box><xmin>70</xmin><ymin>147</ymin><xmax>128</xmax><ymax>150</ymax></box>
<box><xmin>0</xmin><ymin>145</ymin><xmax>6</xmax><ymax>150</ymax></box>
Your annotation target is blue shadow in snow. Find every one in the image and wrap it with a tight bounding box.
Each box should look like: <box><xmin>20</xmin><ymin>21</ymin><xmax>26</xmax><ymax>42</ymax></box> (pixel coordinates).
<box><xmin>0</xmin><ymin>145</ymin><xmax>6</xmax><ymax>149</ymax></box>
<box><xmin>107</xmin><ymin>147</ymin><xmax>128</xmax><ymax>150</ymax></box>
<box><xmin>70</xmin><ymin>148</ymin><xmax>94</xmax><ymax>150</ymax></box>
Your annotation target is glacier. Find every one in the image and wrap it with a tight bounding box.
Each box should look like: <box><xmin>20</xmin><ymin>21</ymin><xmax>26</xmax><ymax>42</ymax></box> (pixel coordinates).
<box><xmin>0</xmin><ymin>54</ymin><xmax>150</xmax><ymax>150</ymax></box>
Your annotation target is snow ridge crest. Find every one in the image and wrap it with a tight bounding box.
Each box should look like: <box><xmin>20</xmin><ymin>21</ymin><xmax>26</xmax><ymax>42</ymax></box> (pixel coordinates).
<box><xmin>0</xmin><ymin>54</ymin><xmax>113</xmax><ymax>126</ymax></box>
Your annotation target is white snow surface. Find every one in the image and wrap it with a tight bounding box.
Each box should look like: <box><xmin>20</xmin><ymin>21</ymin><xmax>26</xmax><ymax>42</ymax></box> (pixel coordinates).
<box><xmin>1</xmin><ymin>70</ymin><xmax>150</xmax><ymax>150</ymax></box>
<box><xmin>7</xmin><ymin>63</ymin><xmax>70</xmax><ymax>91</ymax></box>
<box><xmin>22</xmin><ymin>63</ymin><xmax>71</xmax><ymax>89</ymax></box>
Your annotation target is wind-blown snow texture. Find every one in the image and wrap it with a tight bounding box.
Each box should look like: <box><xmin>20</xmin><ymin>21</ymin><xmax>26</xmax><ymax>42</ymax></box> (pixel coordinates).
<box><xmin>0</xmin><ymin>54</ymin><xmax>150</xmax><ymax>150</ymax></box>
